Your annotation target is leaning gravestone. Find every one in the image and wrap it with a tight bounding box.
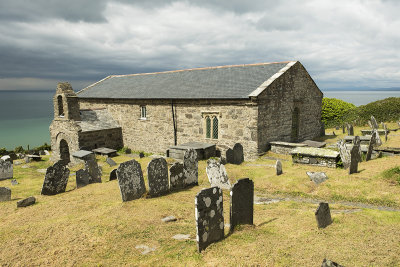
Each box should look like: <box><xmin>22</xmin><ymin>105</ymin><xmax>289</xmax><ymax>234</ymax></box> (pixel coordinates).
<box><xmin>116</xmin><ymin>159</ymin><xmax>146</xmax><ymax>202</ymax></box>
<box><xmin>169</xmin><ymin>162</ymin><xmax>185</xmax><ymax>190</ymax></box>
<box><xmin>226</xmin><ymin>148</ymin><xmax>234</xmax><ymax>164</ymax></box>
<box><xmin>346</xmin><ymin>124</ymin><xmax>354</xmax><ymax>136</ymax></box>
<box><xmin>76</xmin><ymin>169</ymin><xmax>90</xmax><ymax>189</ymax></box>
<box><xmin>0</xmin><ymin>187</ymin><xmax>11</xmax><ymax>201</ymax></box>
<box><xmin>85</xmin><ymin>159</ymin><xmax>102</xmax><ymax>183</ymax></box>
<box><xmin>373</xmin><ymin>129</ymin><xmax>383</xmax><ymax>146</ymax></box>
<box><xmin>371</xmin><ymin>115</ymin><xmax>378</xmax><ymax>129</ymax></box>
<box><xmin>338</xmin><ymin>140</ymin><xmax>351</xmax><ymax>169</ymax></box>
<box><xmin>230</xmin><ymin>178</ymin><xmax>254</xmax><ymax>232</ymax></box>
<box><xmin>276</xmin><ymin>160</ymin><xmax>282</xmax><ymax>175</ymax></box>
<box><xmin>233</xmin><ymin>143</ymin><xmax>244</xmax><ymax>165</ymax></box>
<box><xmin>195</xmin><ymin>187</ymin><xmax>224</xmax><ymax>252</ymax></box>
<box><xmin>109</xmin><ymin>169</ymin><xmax>117</xmax><ymax>181</ymax></box>
<box><xmin>41</xmin><ymin>161</ymin><xmax>70</xmax><ymax>195</ymax></box>
<box><xmin>315</xmin><ymin>202</ymin><xmax>332</xmax><ymax>228</ymax></box>
<box><xmin>366</xmin><ymin>131</ymin><xmax>377</xmax><ymax>161</ymax></box>
<box><xmin>147</xmin><ymin>157</ymin><xmax>169</xmax><ymax>197</ymax></box>
<box><xmin>17</xmin><ymin>196</ymin><xmax>36</xmax><ymax>208</ymax></box>
<box><xmin>206</xmin><ymin>159</ymin><xmax>230</xmax><ymax>190</ymax></box>
<box><xmin>349</xmin><ymin>142</ymin><xmax>359</xmax><ymax>174</ymax></box>
<box><xmin>306</xmin><ymin>172</ymin><xmax>328</xmax><ymax>184</ymax></box>
<box><xmin>0</xmin><ymin>159</ymin><xmax>13</xmax><ymax>180</ymax></box>
<box><xmin>106</xmin><ymin>157</ymin><xmax>117</xmax><ymax>167</ymax></box>
<box><xmin>183</xmin><ymin>149</ymin><xmax>198</xmax><ymax>187</ymax></box>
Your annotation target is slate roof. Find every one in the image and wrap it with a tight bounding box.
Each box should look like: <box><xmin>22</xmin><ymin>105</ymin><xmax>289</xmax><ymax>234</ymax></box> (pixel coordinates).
<box><xmin>77</xmin><ymin>109</ymin><xmax>120</xmax><ymax>132</ymax></box>
<box><xmin>77</xmin><ymin>61</ymin><xmax>294</xmax><ymax>99</ymax></box>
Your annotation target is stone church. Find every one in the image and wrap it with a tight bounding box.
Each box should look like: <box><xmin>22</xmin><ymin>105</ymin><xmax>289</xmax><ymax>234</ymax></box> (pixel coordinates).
<box><xmin>49</xmin><ymin>61</ymin><xmax>323</xmax><ymax>163</ymax></box>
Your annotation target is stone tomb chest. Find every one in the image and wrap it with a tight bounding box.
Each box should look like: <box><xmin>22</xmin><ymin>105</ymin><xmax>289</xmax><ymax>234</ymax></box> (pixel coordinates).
<box><xmin>291</xmin><ymin>147</ymin><xmax>340</xmax><ymax>168</ymax></box>
<box><xmin>167</xmin><ymin>142</ymin><xmax>216</xmax><ymax>160</ymax></box>
<box><xmin>269</xmin><ymin>141</ymin><xmax>307</xmax><ymax>155</ymax></box>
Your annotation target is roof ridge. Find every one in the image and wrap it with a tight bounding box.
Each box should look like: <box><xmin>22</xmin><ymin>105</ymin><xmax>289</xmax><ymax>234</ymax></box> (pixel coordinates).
<box><xmin>110</xmin><ymin>61</ymin><xmax>295</xmax><ymax>78</ymax></box>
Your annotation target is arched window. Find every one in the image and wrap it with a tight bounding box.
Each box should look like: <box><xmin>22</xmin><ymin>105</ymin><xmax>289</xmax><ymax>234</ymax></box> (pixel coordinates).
<box><xmin>212</xmin><ymin>116</ymin><xmax>218</xmax><ymax>139</ymax></box>
<box><xmin>57</xmin><ymin>95</ymin><xmax>64</xmax><ymax>116</ymax></box>
<box><xmin>206</xmin><ymin>116</ymin><xmax>211</xmax><ymax>138</ymax></box>
<box><xmin>291</xmin><ymin>107</ymin><xmax>300</xmax><ymax>142</ymax></box>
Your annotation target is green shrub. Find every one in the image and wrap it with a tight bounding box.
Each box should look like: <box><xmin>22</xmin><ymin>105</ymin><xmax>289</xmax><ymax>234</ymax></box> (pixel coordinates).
<box><xmin>321</xmin><ymin>98</ymin><xmax>356</xmax><ymax>127</ymax></box>
<box><xmin>382</xmin><ymin>166</ymin><xmax>400</xmax><ymax>186</ymax></box>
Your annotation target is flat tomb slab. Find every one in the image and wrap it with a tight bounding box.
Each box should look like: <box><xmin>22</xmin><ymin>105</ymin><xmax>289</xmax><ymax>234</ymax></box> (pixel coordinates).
<box><xmin>167</xmin><ymin>142</ymin><xmax>216</xmax><ymax>160</ymax></box>
<box><xmin>269</xmin><ymin>141</ymin><xmax>307</xmax><ymax>155</ymax></box>
<box><xmin>361</xmin><ymin>129</ymin><xmax>388</xmax><ymax>136</ymax></box>
<box><xmin>291</xmin><ymin>147</ymin><xmax>340</xmax><ymax>168</ymax></box>
<box><xmin>92</xmin><ymin>147</ymin><xmax>117</xmax><ymax>157</ymax></box>
<box><xmin>373</xmin><ymin>147</ymin><xmax>400</xmax><ymax>154</ymax></box>
<box><xmin>301</xmin><ymin>140</ymin><xmax>326</xmax><ymax>148</ymax></box>
<box><xmin>72</xmin><ymin>150</ymin><xmax>94</xmax><ymax>159</ymax></box>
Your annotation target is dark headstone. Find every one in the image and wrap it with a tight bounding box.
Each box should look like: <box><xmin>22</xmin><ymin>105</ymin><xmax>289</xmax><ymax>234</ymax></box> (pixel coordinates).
<box><xmin>169</xmin><ymin>162</ymin><xmax>185</xmax><ymax>190</ymax></box>
<box><xmin>206</xmin><ymin>159</ymin><xmax>230</xmax><ymax>190</ymax></box>
<box><xmin>226</xmin><ymin>148</ymin><xmax>234</xmax><ymax>164</ymax></box>
<box><xmin>371</xmin><ymin>115</ymin><xmax>378</xmax><ymax>129</ymax></box>
<box><xmin>183</xmin><ymin>149</ymin><xmax>198</xmax><ymax>186</ymax></box>
<box><xmin>349</xmin><ymin>140</ymin><xmax>360</xmax><ymax>174</ymax></box>
<box><xmin>41</xmin><ymin>161</ymin><xmax>70</xmax><ymax>195</ymax></box>
<box><xmin>307</xmin><ymin>172</ymin><xmax>328</xmax><ymax>184</ymax></box>
<box><xmin>17</xmin><ymin>196</ymin><xmax>36</xmax><ymax>208</ymax></box>
<box><xmin>85</xmin><ymin>159</ymin><xmax>102</xmax><ymax>183</ymax></box>
<box><xmin>109</xmin><ymin>169</ymin><xmax>117</xmax><ymax>181</ymax></box>
<box><xmin>342</xmin><ymin>125</ymin><xmax>345</xmax><ymax>134</ymax></box>
<box><xmin>147</xmin><ymin>157</ymin><xmax>169</xmax><ymax>197</ymax></box>
<box><xmin>76</xmin><ymin>169</ymin><xmax>90</xmax><ymax>189</ymax></box>
<box><xmin>352</xmin><ymin>136</ymin><xmax>362</xmax><ymax>163</ymax></box>
<box><xmin>368</xmin><ymin>120</ymin><xmax>373</xmax><ymax>129</ymax></box>
<box><xmin>321</xmin><ymin>258</ymin><xmax>344</xmax><ymax>267</ymax></box>
<box><xmin>139</xmin><ymin>152</ymin><xmax>145</xmax><ymax>158</ymax></box>
<box><xmin>315</xmin><ymin>202</ymin><xmax>332</xmax><ymax>228</ymax></box>
<box><xmin>230</xmin><ymin>178</ymin><xmax>254</xmax><ymax>232</ymax></box>
<box><xmin>233</xmin><ymin>143</ymin><xmax>244</xmax><ymax>165</ymax></box>
<box><xmin>366</xmin><ymin>131</ymin><xmax>377</xmax><ymax>161</ymax></box>
<box><xmin>125</xmin><ymin>148</ymin><xmax>132</xmax><ymax>154</ymax></box>
<box><xmin>106</xmin><ymin>157</ymin><xmax>117</xmax><ymax>167</ymax></box>
<box><xmin>11</xmin><ymin>179</ymin><xmax>18</xmax><ymax>185</ymax></box>
<box><xmin>0</xmin><ymin>187</ymin><xmax>11</xmax><ymax>201</ymax></box>
<box><xmin>346</xmin><ymin>124</ymin><xmax>354</xmax><ymax>136</ymax></box>
<box><xmin>0</xmin><ymin>159</ymin><xmax>13</xmax><ymax>180</ymax></box>
<box><xmin>276</xmin><ymin>160</ymin><xmax>282</xmax><ymax>175</ymax></box>
<box><xmin>195</xmin><ymin>187</ymin><xmax>224</xmax><ymax>252</ymax></box>
<box><xmin>116</xmin><ymin>159</ymin><xmax>146</xmax><ymax>202</ymax></box>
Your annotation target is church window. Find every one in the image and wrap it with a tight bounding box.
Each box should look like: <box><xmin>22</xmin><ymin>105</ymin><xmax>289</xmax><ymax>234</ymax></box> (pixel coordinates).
<box><xmin>212</xmin><ymin>117</ymin><xmax>218</xmax><ymax>139</ymax></box>
<box><xmin>140</xmin><ymin>106</ymin><xmax>147</xmax><ymax>119</ymax></box>
<box><xmin>203</xmin><ymin>113</ymin><xmax>219</xmax><ymax>140</ymax></box>
<box><xmin>206</xmin><ymin>116</ymin><xmax>211</xmax><ymax>138</ymax></box>
<box><xmin>57</xmin><ymin>95</ymin><xmax>64</xmax><ymax>117</ymax></box>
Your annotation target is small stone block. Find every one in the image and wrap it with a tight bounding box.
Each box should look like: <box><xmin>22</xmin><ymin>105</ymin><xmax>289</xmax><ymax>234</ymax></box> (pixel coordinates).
<box><xmin>315</xmin><ymin>202</ymin><xmax>332</xmax><ymax>228</ymax></box>
<box><xmin>106</xmin><ymin>157</ymin><xmax>117</xmax><ymax>167</ymax></box>
<box><xmin>276</xmin><ymin>160</ymin><xmax>282</xmax><ymax>175</ymax></box>
<box><xmin>17</xmin><ymin>196</ymin><xmax>36</xmax><ymax>207</ymax></box>
<box><xmin>161</xmin><ymin>215</ymin><xmax>177</xmax><ymax>223</ymax></box>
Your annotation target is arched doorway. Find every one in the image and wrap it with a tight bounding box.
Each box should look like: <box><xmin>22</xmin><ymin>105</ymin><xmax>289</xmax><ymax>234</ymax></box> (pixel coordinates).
<box><xmin>59</xmin><ymin>139</ymin><xmax>70</xmax><ymax>163</ymax></box>
<box><xmin>291</xmin><ymin>107</ymin><xmax>300</xmax><ymax>142</ymax></box>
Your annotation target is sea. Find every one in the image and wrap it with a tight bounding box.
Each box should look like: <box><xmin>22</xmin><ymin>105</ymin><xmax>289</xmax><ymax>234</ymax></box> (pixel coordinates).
<box><xmin>1</xmin><ymin>89</ymin><xmax>400</xmax><ymax>150</ymax></box>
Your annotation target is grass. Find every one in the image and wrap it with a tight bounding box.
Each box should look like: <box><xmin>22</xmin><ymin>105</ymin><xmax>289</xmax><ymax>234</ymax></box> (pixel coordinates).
<box><xmin>1</xmin><ymin>124</ymin><xmax>400</xmax><ymax>265</ymax></box>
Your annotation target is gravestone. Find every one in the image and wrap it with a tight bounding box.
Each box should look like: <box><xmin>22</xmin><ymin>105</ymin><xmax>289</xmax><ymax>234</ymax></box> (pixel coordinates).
<box><xmin>370</xmin><ymin>115</ymin><xmax>378</xmax><ymax>129</ymax></box>
<box><xmin>0</xmin><ymin>159</ymin><xmax>13</xmax><ymax>180</ymax></box>
<box><xmin>147</xmin><ymin>157</ymin><xmax>169</xmax><ymax>197</ymax></box>
<box><xmin>349</xmin><ymin>142</ymin><xmax>359</xmax><ymax>174</ymax></box>
<box><xmin>106</xmin><ymin>157</ymin><xmax>117</xmax><ymax>167</ymax></box>
<box><xmin>183</xmin><ymin>149</ymin><xmax>198</xmax><ymax>187</ymax></box>
<box><xmin>346</xmin><ymin>124</ymin><xmax>354</xmax><ymax>136</ymax></box>
<box><xmin>321</xmin><ymin>258</ymin><xmax>344</xmax><ymax>267</ymax></box>
<box><xmin>206</xmin><ymin>159</ymin><xmax>230</xmax><ymax>190</ymax></box>
<box><xmin>116</xmin><ymin>159</ymin><xmax>146</xmax><ymax>202</ymax></box>
<box><xmin>366</xmin><ymin>131</ymin><xmax>377</xmax><ymax>161</ymax></box>
<box><xmin>109</xmin><ymin>169</ymin><xmax>117</xmax><ymax>181</ymax></box>
<box><xmin>342</xmin><ymin>125</ymin><xmax>345</xmax><ymax>134</ymax></box>
<box><xmin>233</xmin><ymin>143</ymin><xmax>244</xmax><ymax>165</ymax></box>
<box><xmin>230</xmin><ymin>178</ymin><xmax>254</xmax><ymax>232</ymax></box>
<box><xmin>76</xmin><ymin>169</ymin><xmax>90</xmax><ymax>189</ymax></box>
<box><xmin>276</xmin><ymin>160</ymin><xmax>282</xmax><ymax>175</ymax></box>
<box><xmin>226</xmin><ymin>148</ymin><xmax>234</xmax><ymax>164</ymax></box>
<box><xmin>17</xmin><ymin>196</ymin><xmax>36</xmax><ymax>207</ymax></box>
<box><xmin>0</xmin><ymin>187</ymin><xmax>11</xmax><ymax>201</ymax></box>
<box><xmin>195</xmin><ymin>187</ymin><xmax>224</xmax><ymax>252</ymax></box>
<box><xmin>338</xmin><ymin>140</ymin><xmax>351</xmax><ymax>169</ymax></box>
<box><xmin>368</xmin><ymin>120</ymin><xmax>373</xmax><ymax>129</ymax></box>
<box><xmin>352</xmin><ymin>136</ymin><xmax>362</xmax><ymax>163</ymax></box>
<box><xmin>169</xmin><ymin>162</ymin><xmax>185</xmax><ymax>190</ymax></box>
<box><xmin>374</xmin><ymin>129</ymin><xmax>383</xmax><ymax>146</ymax></box>
<box><xmin>306</xmin><ymin>172</ymin><xmax>328</xmax><ymax>184</ymax></box>
<box><xmin>85</xmin><ymin>159</ymin><xmax>102</xmax><ymax>183</ymax></box>
<box><xmin>384</xmin><ymin>124</ymin><xmax>388</xmax><ymax>142</ymax></box>
<box><xmin>315</xmin><ymin>202</ymin><xmax>332</xmax><ymax>228</ymax></box>
<box><xmin>41</xmin><ymin>161</ymin><xmax>70</xmax><ymax>195</ymax></box>
<box><xmin>11</xmin><ymin>179</ymin><xmax>18</xmax><ymax>185</ymax></box>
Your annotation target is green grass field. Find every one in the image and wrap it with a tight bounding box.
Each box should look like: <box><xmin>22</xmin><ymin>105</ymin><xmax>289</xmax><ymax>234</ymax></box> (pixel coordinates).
<box><xmin>1</xmin><ymin>125</ymin><xmax>400</xmax><ymax>266</ymax></box>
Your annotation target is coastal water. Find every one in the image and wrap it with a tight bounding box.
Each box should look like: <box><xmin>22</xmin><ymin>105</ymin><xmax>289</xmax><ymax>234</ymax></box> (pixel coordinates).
<box><xmin>0</xmin><ymin>89</ymin><xmax>400</xmax><ymax>150</ymax></box>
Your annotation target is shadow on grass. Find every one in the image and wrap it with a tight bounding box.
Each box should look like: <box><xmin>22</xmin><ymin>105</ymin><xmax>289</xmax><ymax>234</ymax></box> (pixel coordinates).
<box><xmin>257</xmin><ymin>218</ymin><xmax>278</xmax><ymax>227</ymax></box>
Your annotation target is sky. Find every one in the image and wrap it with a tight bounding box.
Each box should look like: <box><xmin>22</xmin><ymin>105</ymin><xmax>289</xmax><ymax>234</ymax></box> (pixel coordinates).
<box><xmin>0</xmin><ymin>0</ymin><xmax>399</xmax><ymax>91</ymax></box>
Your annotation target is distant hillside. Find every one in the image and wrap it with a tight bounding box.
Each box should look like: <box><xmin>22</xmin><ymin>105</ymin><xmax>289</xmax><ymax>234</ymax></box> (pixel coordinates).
<box><xmin>323</xmin><ymin>87</ymin><xmax>400</xmax><ymax>91</ymax></box>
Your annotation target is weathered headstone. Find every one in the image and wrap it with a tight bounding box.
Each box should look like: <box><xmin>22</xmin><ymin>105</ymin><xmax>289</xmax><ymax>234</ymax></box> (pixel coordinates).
<box><xmin>183</xmin><ymin>149</ymin><xmax>198</xmax><ymax>187</ymax></box>
<box><xmin>41</xmin><ymin>161</ymin><xmax>70</xmax><ymax>195</ymax></box>
<box><xmin>109</xmin><ymin>169</ymin><xmax>117</xmax><ymax>181</ymax></box>
<box><xmin>0</xmin><ymin>159</ymin><xmax>13</xmax><ymax>180</ymax></box>
<box><xmin>230</xmin><ymin>178</ymin><xmax>254</xmax><ymax>232</ymax></box>
<box><xmin>147</xmin><ymin>157</ymin><xmax>169</xmax><ymax>197</ymax></box>
<box><xmin>321</xmin><ymin>258</ymin><xmax>344</xmax><ymax>267</ymax></box>
<box><xmin>366</xmin><ymin>131</ymin><xmax>377</xmax><ymax>161</ymax></box>
<box><xmin>17</xmin><ymin>196</ymin><xmax>36</xmax><ymax>207</ymax></box>
<box><xmin>206</xmin><ymin>159</ymin><xmax>230</xmax><ymax>190</ymax></box>
<box><xmin>384</xmin><ymin>124</ymin><xmax>388</xmax><ymax>142</ymax></box>
<box><xmin>368</xmin><ymin>120</ymin><xmax>373</xmax><ymax>129</ymax></box>
<box><xmin>352</xmin><ymin>136</ymin><xmax>362</xmax><ymax>163</ymax></box>
<box><xmin>195</xmin><ymin>187</ymin><xmax>224</xmax><ymax>252</ymax></box>
<box><xmin>116</xmin><ymin>159</ymin><xmax>146</xmax><ymax>202</ymax></box>
<box><xmin>169</xmin><ymin>162</ymin><xmax>185</xmax><ymax>190</ymax></box>
<box><xmin>276</xmin><ymin>160</ymin><xmax>282</xmax><ymax>175</ymax></box>
<box><xmin>0</xmin><ymin>187</ymin><xmax>11</xmax><ymax>201</ymax></box>
<box><xmin>307</xmin><ymin>172</ymin><xmax>328</xmax><ymax>184</ymax></box>
<box><xmin>342</xmin><ymin>124</ymin><xmax>345</xmax><ymax>134</ymax></box>
<box><xmin>349</xmin><ymin>142</ymin><xmax>359</xmax><ymax>174</ymax></box>
<box><xmin>76</xmin><ymin>169</ymin><xmax>90</xmax><ymax>189</ymax></box>
<box><xmin>346</xmin><ymin>124</ymin><xmax>354</xmax><ymax>136</ymax></box>
<box><xmin>233</xmin><ymin>143</ymin><xmax>244</xmax><ymax>165</ymax></box>
<box><xmin>226</xmin><ymin>148</ymin><xmax>234</xmax><ymax>164</ymax></box>
<box><xmin>106</xmin><ymin>157</ymin><xmax>117</xmax><ymax>167</ymax></box>
<box><xmin>85</xmin><ymin>159</ymin><xmax>102</xmax><ymax>183</ymax></box>
<box><xmin>370</xmin><ymin>115</ymin><xmax>378</xmax><ymax>129</ymax></box>
<box><xmin>374</xmin><ymin>129</ymin><xmax>383</xmax><ymax>146</ymax></box>
<box><xmin>315</xmin><ymin>202</ymin><xmax>332</xmax><ymax>228</ymax></box>
<box><xmin>338</xmin><ymin>140</ymin><xmax>351</xmax><ymax>169</ymax></box>
<box><xmin>11</xmin><ymin>179</ymin><xmax>18</xmax><ymax>185</ymax></box>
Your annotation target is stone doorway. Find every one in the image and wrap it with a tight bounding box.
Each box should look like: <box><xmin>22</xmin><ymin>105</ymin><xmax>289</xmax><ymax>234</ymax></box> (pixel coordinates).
<box><xmin>59</xmin><ymin>139</ymin><xmax>70</xmax><ymax>163</ymax></box>
<box><xmin>291</xmin><ymin>107</ymin><xmax>300</xmax><ymax>142</ymax></box>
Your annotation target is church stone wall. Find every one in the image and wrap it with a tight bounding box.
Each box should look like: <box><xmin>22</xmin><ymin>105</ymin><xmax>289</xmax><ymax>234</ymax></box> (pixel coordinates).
<box><xmin>78</xmin><ymin>128</ymin><xmax>123</xmax><ymax>151</ymax></box>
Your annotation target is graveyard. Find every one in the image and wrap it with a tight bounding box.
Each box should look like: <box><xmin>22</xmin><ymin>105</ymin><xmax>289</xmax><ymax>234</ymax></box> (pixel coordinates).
<box><xmin>1</xmin><ymin>123</ymin><xmax>400</xmax><ymax>265</ymax></box>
